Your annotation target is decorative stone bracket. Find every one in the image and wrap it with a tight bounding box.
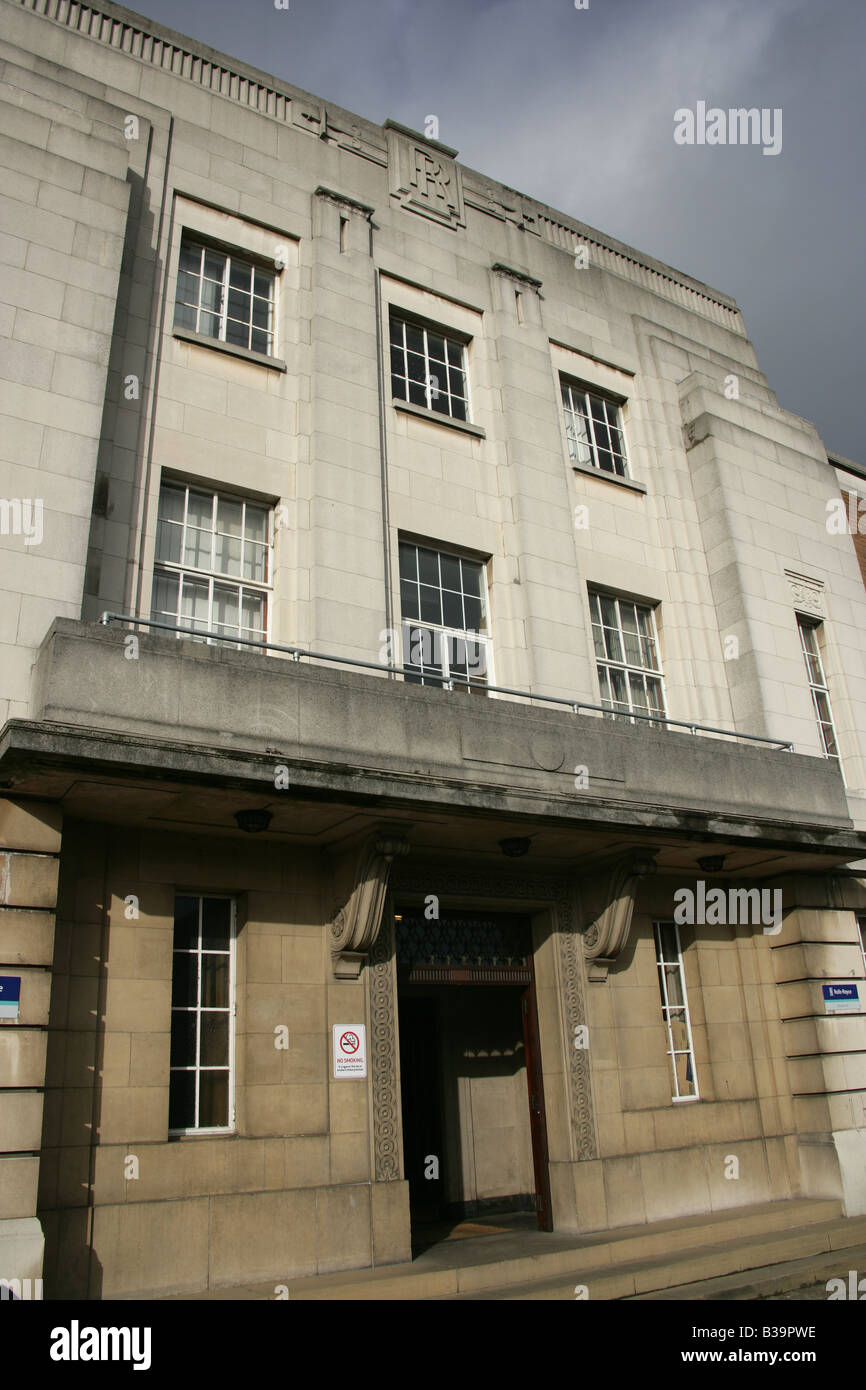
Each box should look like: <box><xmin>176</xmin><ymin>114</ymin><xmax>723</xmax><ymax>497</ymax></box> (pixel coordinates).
<box><xmin>330</xmin><ymin>833</ymin><xmax>410</xmax><ymax>978</ymax></box>
<box><xmin>583</xmin><ymin>854</ymin><xmax>657</xmax><ymax>981</ymax></box>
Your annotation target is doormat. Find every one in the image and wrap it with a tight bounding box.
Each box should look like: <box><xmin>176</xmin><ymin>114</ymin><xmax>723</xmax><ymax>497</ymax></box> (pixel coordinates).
<box><xmin>443</xmin><ymin>1222</ymin><xmax>511</xmax><ymax>1241</ymax></box>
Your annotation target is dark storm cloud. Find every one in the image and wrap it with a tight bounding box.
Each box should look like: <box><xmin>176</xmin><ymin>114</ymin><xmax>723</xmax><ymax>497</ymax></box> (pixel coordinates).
<box><xmin>120</xmin><ymin>0</ymin><xmax>864</xmax><ymax>460</ymax></box>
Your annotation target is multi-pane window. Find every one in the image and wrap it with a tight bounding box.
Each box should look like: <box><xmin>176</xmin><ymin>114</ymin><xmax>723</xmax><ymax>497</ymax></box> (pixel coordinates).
<box><xmin>561</xmin><ymin>379</ymin><xmax>628</xmax><ymax>476</ymax></box>
<box><xmin>151</xmin><ymin>482</ymin><xmax>271</xmax><ymax>646</ymax></box>
<box><xmin>390</xmin><ymin>314</ymin><xmax>469</xmax><ymax>422</ymax></box>
<box><xmin>589</xmin><ymin>591</ymin><xmax>665</xmax><ymax>724</ymax></box>
<box><xmin>174</xmin><ymin>239</ymin><xmax>275</xmax><ymax>356</ymax></box>
<box><xmin>169</xmin><ymin>895</ymin><xmax>234</xmax><ymax>1133</ymax></box>
<box><xmin>399</xmin><ymin>540</ymin><xmax>490</xmax><ymax>692</ymax></box>
<box><xmin>797</xmin><ymin>617</ymin><xmax>840</xmax><ymax>764</ymax></box>
<box><xmin>654</xmin><ymin>921</ymin><xmax>699</xmax><ymax>1101</ymax></box>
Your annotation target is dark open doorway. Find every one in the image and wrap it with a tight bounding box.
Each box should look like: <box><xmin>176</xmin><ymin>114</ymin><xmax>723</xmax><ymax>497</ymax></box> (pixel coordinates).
<box><xmin>395</xmin><ymin>908</ymin><xmax>553</xmax><ymax>1251</ymax></box>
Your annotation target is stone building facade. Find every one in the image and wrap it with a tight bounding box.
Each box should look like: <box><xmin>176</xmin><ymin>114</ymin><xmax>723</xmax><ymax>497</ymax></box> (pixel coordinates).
<box><xmin>1</xmin><ymin>0</ymin><xmax>865</xmax><ymax>1298</ymax></box>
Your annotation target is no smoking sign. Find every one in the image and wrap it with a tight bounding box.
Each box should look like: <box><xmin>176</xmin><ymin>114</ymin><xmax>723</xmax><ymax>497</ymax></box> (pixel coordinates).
<box><xmin>333</xmin><ymin>1023</ymin><xmax>367</xmax><ymax>1077</ymax></box>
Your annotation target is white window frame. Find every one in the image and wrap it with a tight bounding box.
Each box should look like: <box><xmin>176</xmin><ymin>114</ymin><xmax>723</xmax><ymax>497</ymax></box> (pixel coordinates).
<box><xmin>398</xmin><ymin>539</ymin><xmax>493</xmax><ymax>693</ymax></box>
<box><xmin>796</xmin><ymin>615</ymin><xmax>841</xmax><ymax>767</ymax></box>
<box><xmin>169</xmin><ymin>894</ymin><xmax>237</xmax><ymax>1136</ymax></box>
<box><xmin>389</xmin><ymin>312</ymin><xmax>472</xmax><ymax>423</ymax></box>
<box><xmin>151</xmin><ymin>481</ymin><xmax>273</xmax><ymax>649</ymax></box>
<box><xmin>561</xmin><ymin>377</ymin><xmax>629</xmax><ymax>477</ymax></box>
<box><xmin>654</xmin><ymin>920</ymin><xmax>700</xmax><ymax>1102</ymax></box>
<box><xmin>857</xmin><ymin>914</ymin><xmax>866</xmax><ymax>978</ymax></box>
<box><xmin>175</xmin><ymin>237</ymin><xmax>277</xmax><ymax>357</ymax></box>
<box><xmin>589</xmin><ymin>590</ymin><xmax>666</xmax><ymax>725</ymax></box>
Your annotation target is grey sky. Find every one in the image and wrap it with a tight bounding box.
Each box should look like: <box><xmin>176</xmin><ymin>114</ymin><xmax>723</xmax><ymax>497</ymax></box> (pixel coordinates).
<box><xmin>122</xmin><ymin>0</ymin><xmax>864</xmax><ymax>462</ymax></box>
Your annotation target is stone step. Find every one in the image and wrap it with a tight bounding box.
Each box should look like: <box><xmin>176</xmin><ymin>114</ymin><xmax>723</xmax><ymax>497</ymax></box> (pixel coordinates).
<box><xmin>455</xmin><ymin>1216</ymin><xmax>866</xmax><ymax>1301</ymax></box>
<box><xmin>260</xmin><ymin>1198</ymin><xmax>846</xmax><ymax>1302</ymax></box>
<box><xmin>624</xmin><ymin>1243</ymin><xmax>866</xmax><ymax>1301</ymax></box>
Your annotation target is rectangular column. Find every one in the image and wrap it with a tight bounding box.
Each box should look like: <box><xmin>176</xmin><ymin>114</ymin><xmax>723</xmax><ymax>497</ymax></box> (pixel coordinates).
<box><xmin>0</xmin><ymin>799</ymin><xmax>61</xmax><ymax>1282</ymax></box>
<box><xmin>772</xmin><ymin>874</ymin><xmax>866</xmax><ymax>1214</ymax></box>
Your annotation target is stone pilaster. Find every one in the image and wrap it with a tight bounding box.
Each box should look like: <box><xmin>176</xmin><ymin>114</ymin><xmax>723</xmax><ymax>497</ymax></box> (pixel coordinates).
<box><xmin>0</xmin><ymin>800</ymin><xmax>61</xmax><ymax>1281</ymax></box>
<box><xmin>772</xmin><ymin>874</ymin><xmax>866</xmax><ymax>1213</ymax></box>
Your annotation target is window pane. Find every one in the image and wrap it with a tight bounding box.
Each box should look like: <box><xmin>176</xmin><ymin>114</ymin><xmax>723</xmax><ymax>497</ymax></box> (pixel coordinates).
<box><xmin>442</xmin><ymin>589</ymin><xmax>463</xmax><ymax>629</ymax></box>
<box><xmin>158</xmin><ymin>485</ymin><xmax>185</xmax><ymax>524</ymax></box>
<box><xmin>250</xmin><ymin>328</ymin><xmax>271</xmax><ymax>355</ymax></box>
<box><xmin>408</xmin><ymin>378</ymin><xmax>427</xmax><ymax>407</ymax></box>
<box><xmin>405</xmin><ymin>323</ymin><xmax>423</xmax><ymax>355</ymax></box>
<box><xmin>173</xmin><ymin>896</ymin><xmax>200</xmax><ymax>952</ymax></box>
<box><xmin>406</xmin><ymin>351</ymin><xmax>427</xmax><ymax>384</ymax></box>
<box><xmin>254</xmin><ymin>269</ymin><xmax>273</xmax><ymax>298</ymax></box>
<box><xmin>170</xmin><ymin>951</ymin><xmax>198</xmax><ymax>1009</ymax></box>
<box><xmin>185</xmin><ymin>492</ymin><xmax>213</xmax><ymax>530</ymax></box>
<box><xmin>400</xmin><ymin>578</ymin><xmax>419</xmax><ymax>621</ymax></box>
<box><xmin>229</xmin><ymin>260</ymin><xmax>252</xmax><ymax>292</ymax></box>
<box><xmin>176</xmin><ymin>270</ymin><xmax>200</xmax><ymax>306</ymax></box>
<box><xmin>243</xmin><ymin>542</ymin><xmax>268</xmax><ymax>584</ymax></box>
<box><xmin>203</xmin><ymin>250</ymin><xmax>225</xmax><ymax>281</ymax></box>
<box><xmin>201</xmin><ymin>953</ymin><xmax>229</xmax><ymax>1008</ymax></box>
<box><xmin>200</xmin><ymin>1012</ymin><xmax>229</xmax><ymax>1065</ymax></box>
<box><xmin>215</xmin><ymin>533</ymin><xmax>242</xmax><ymax>577</ymax></box>
<box><xmin>460</xmin><ymin>560</ymin><xmax>481</xmax><ymax>598</ymax></box>
<box><xmin>417</xmin><ymin>548</ymin><xmax>440</xmax><ymax>586</ymax></box>
<box><xmin>179</xmin><ymin>242</ymin><xmax>201</xmax><ymax>274</ymax></box>
<box><xmin>227</xmin><ymin>288</ymin><xmax>250</xmax><ymax>323</ymax></box>
<box><xmin>201</xmin><ymin>898</ymin><xmax>231</xmax><ymax>949</ymax></box>
<box><xmin>199</xmin><ymin>278</ymin><xmax>222</xmax><ymax>314</ymax></box>
<box><xmin>225</xmin><ymin>318</ymin><xmax>249</xmax><ymax>348</ymax></box>
<box><xmin>169</xmin><ymin>1070</ymin><xmax>195</xmax><ymax>1130</ymax></box>
<box><xmin>399</xmin><ymin>545</ymin><xmax>417</xmax><ymax>582</ymax></box>
<box><xmin>170</xmin><ymin>1010</ymin><xmax>197</xmax><ymax>1066</ymax></box>
<box><xmin>152</xmin><ymin>572</ymin><xmax>180</xmax><ymax>620</ymax></box>
<box><xmin>241</xmin><ymin>591</ymin><xmax>266</xmax><ymax>636</ymax></box>
<box><xmin>463</xmin><ymin>595</ymin><xmax>482</xmax><ymax>631</ymax></box>
<box><xmin>181</xmin><ymin>578</ymin><xmax>210</xmax><ymax>631</ymax></box>
<box><xmin>419</xmin><ymin>584</ymin><xmax>442</xmax><ymax>625</ymax></box>
<box><xmin>199</xmin><ymin>1072</ymin><xmax>229</xmax><ymax>1128</ymax></box>
<box><xmin>174</xmin><ymin>301</ymin><xmax>197</xmax><ymax>331</ymax></box>
<box><xmin>656</xmin><ymin>923</ymin><xmax>678</xmax><ymax>962</ymax></box>
<box><xmin>674</xmin><ymin>1049</ymin><xmax>697</xmax><ymax>1098</ymax></box>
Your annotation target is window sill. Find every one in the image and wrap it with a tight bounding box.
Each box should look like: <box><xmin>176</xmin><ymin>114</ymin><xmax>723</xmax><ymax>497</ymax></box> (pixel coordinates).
<box><xmin>571</xmin><ymin>460</ymin><xmax>646</xmax><ymax>494</ymax></box>
<box><xmin>173</xmin><ymin>326</ymin><xmax>287</xmax><ymax>372</ymax></box>
<box><xmin>393</xmin><ymin>398</ymin><xmax>486</xmax><ymax>439</ymax></box>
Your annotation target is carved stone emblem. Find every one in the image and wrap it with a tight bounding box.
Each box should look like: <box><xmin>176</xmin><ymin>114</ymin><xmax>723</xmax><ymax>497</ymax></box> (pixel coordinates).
<box><xmin>385</xmin><ymin>120</ymin><xmax>465</xmax><ymax>229</ymax></box>
<box><xmin>785</xmin><ymin>570</ymin><xmax>824</xmax><ymax>618</ymax></box>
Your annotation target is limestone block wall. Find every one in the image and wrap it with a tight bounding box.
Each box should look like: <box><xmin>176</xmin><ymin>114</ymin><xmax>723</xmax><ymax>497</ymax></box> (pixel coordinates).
<box><xmin>571</xmin><ymin>874</ymin><xmax>802</xmax><ymax>1235</ymax></box>
<box><xmin>39</xmin><ymin>820</ymin><xmax>408</xmax><ymax>1298</ymax></box>
<box><xmin>0</xmin><ymin>34</ymin><xmax>132</xmax><ymax>723</ymax></box>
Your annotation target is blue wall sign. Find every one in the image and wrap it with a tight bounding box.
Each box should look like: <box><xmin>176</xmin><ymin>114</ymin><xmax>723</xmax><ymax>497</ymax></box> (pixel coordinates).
<box><xmin>822</xmin><ymin>983</ymin><xmax>860</xmax><ymax>1014</ymax></box>
<box><xmin>0</xmin><ymin>976</ymin><xmax>21</xmax><ymax>1019</ymax></box>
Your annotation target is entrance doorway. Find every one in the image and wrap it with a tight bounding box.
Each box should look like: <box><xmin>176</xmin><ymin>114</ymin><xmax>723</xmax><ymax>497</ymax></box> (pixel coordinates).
<box><xmin>395</xmin><ymin>909</ymin><xmax>552</xmax><ymax>1239</ymax></box>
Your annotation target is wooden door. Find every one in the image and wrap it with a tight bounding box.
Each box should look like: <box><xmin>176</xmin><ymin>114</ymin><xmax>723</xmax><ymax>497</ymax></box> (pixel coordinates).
<box><xmin>521</xmin><ymin>971</ymin><xmax>553</xmax><ymax>1231</ymax></box>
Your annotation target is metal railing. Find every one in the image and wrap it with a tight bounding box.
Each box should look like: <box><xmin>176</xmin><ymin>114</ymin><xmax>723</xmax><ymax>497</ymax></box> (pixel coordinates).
<box><xmin>98</xmin><ymin>612</ymin><xmax>794</xmax><ymax>751</ymax></box>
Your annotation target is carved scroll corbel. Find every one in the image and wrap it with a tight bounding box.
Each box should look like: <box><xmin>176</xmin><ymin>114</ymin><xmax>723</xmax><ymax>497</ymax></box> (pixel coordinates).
<box><xmin>330</xmin><ymin>834</ymin><xmax>410</xmax><ymax>978</ymax></box>
<box><xmin>583</xmin><ymin>854</ymin><xmax>657</xmax><ymax>981</ymax></box>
